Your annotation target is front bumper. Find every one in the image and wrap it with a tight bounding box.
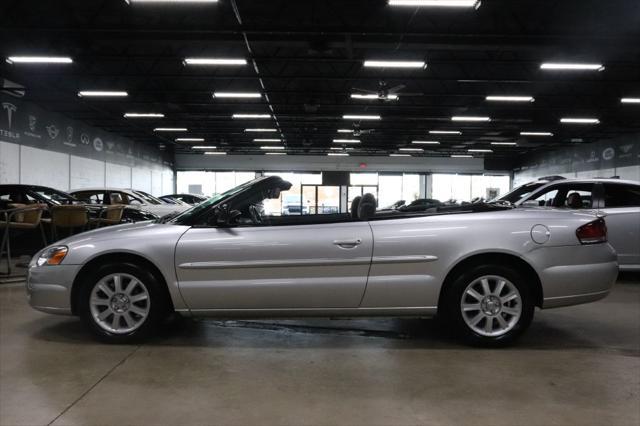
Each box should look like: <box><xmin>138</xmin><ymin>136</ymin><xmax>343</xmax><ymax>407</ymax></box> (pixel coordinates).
<box><xmin>527</xmin><ymin>243</ymin><xmax>618</xmax><ymax>309</ymax></box>
<box><xmin>26</xmin><ymin>264</ymin><xmax>80</xmax><ymax>315</ymax></box>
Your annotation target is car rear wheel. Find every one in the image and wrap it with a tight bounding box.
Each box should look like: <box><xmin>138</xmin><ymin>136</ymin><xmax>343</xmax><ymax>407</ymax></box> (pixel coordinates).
<box><xmin>442</xmin><ymin>264</ymin><xmax>534</xmax><ymax>346</ymax></box>
<box><xmin>79</xmin><ymin>263</ymin><xmax>167</xmax><ymax>343</ymax></box>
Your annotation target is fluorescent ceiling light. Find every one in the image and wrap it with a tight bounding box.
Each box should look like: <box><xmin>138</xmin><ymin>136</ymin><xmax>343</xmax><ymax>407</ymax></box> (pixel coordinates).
<box><xmin>213</xmin><ymin>92</ymin><xmax>261</xmax><ymax>98</ymax></box>
<box><xmin>429</xmin><ymin>130</ymin><xmax>461</xmax><ymax>135</ymax></box>
<box><xmin>520</xmin><ymin>131</ymin><xmax>553</xmax><ymax>136</ymax></box>
<box><xmin>124</xmin><ymin>113</ymin><xmax>164</xmax><ymax>118</ymax></box>
<box><xmin>266</xmin><ymin>152</ymin><xmax>286</xmax><ymax>155</ymax></box>
<box><xmin>343</xmin><ymin>114</ymin><xmax>381</xmax><ymax>120</ymax></box>
<box><xmin>232</xmin><ymin>114</ymin><xmax>271</xmax><ymax>119</ymax></box>
<box><xmin>204</xmin><ymin>152</ymin><xmax>226</xmax><ymax>155</ymax></box>
<box><xmin>78</xmin><ymin>91</ymin><xmax>128</xmax><ymax>97</ymax></box>
<box><xmin>337</xmin><ymin>129</ymin><xmax>354</xmax><ymax>133</ymax></box>
<box><xmin>6</xmin><ymin>56</ymin><xmax>73</xmax><ymax>64</ymax></box>
<box><xmin>253</xmin><ymin>139</ymin><xmax>281</xmax><ymax>142</ymax></box>
<box><xmin>127</xmin><ymin>0</ymin><xmax>219</xmax><ymax>3</ymax></box>
<box><xmin>491</xmin><ymin>142</ymin><xmax>517</xmax><ymax>146</ymax></box>
<box><xmin>451</xmin><ymin>154</ymin><xmax>473</xmax><ymax>158</ymax></box>
<box><xmin>468</xmin><ymin>149</ymin><xmax>493</xmax><ymax>153</ymax></box>
<box><xmin>486</xmin><ymin>96</ymin><xmax>534</xmax><ymax>102</ymax></box>
<box><xmin>451</xmin><ymin>116</ymin><xmax>490</xmax><ymax>122</ymax></box>
<box><xmin>154</xmin><ymin>127</ymin><xmax>187</xmax><ymax>132</ymax></box>
<box><xmin>350</xmin><ymin>93</ymin><xmax>399</xmax><ymax>100</ymax></box>
<box><xmin>388</xmin><ymin>0</ymin><xmax>480</xmax><ymax>8</ymax></box>
<box><xmin>184</xmin><ymin>58</ymin><xmax>246</xmax><ymax>66</ymax></box>
<box><xmin>333</xmin><ymin>139</ymin><xmax>361</xmax><ymax>144</ymax></box>
<box><xmin>540</xmin><ymin>63</ymin><xmax>604</xmax><ymax>71</ymax></box>
<box><xmin>328</xmin><ymin>153</ymin><xmax>349</xmax><ymax>156</ymax></box>
<box><xmin>390</xmin><ymin>154</ymin><xmax>411</xmax><ymax>157</ymax></box>
<box><xmin>621</xmin><ymin>98</ymin><xmax>640</xmax><ymax>104</ymax></box>
<box><xmin>176</xmin><ymin>138</ymin><xmax>205</xmax><ymax>142</ymax></box>
<box><xmin>245</xmin><ymin>128</ymin><xmax>277</xmax><ymax>132</ymax></box>
<box><xmin>399</xmin><ymin>148</ymin><xmax>423</xmax><ymax>152</ymax></box>
<box><xmin>364</xmin><ymin>60</ymin><xmax>425</xmax><ymax>68</ymax></box>
<box><xmin>412</xmin><ymin>140</ymin><xmax>440</xmax><ymax>145</ymax></box>
<box><xmin>560</xmin><ymin>118</ymin><xmax>600</xmax><ymax>124</ymax></box>
<box><xmin>260</xmin><ymin>146</ymin><xmax>285</xmax><ymax>150</ymax></box>
<box><xmin>192</xmin><ymin>146</ymin><xmax>216</xmax><ymax>149</ymax></box>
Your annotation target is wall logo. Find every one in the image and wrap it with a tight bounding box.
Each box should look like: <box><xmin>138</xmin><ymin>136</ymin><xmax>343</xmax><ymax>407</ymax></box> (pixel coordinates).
<box><xmin>93</xmin><ymin>137</ymin><xmax>104</xmax><ymax>152</ymax></box>
<box><xmin>602</xmin><ymin>147</ymin><xmax>615</xmax><ymax>161</ymax></box>
<box><xmin>2</xmin><ymin>102</ymin><xmax>17</xmax><ymax>128</ymax></box>
<box><xmin>46</xmin><ymin>124</ymin><xmax>59</xmax><ymax>140</ymax></box>
<box><xmin>106</xmin><ymin>141</ymin><xmax>115</xmax><ymax>152</ymax></box>
<box><xmin>80</xmin><ymin>133</ymin><xmax>90</xmax><ymax>145</ymax></box>
<box><xmin>23</xmin><ymin>114</ymin><xmax>42</xmax><ymax>139</ymax></box>
<box><xmin>64</xmin><ymin>126</ymin><xmax>76</xmax><ymax>147</ymax></box>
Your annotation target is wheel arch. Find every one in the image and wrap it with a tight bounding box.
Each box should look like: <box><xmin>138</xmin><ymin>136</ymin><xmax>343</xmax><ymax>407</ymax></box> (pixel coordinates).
<box><xmin>437</xmin><ymin>252</ymin><xmax>543</xmax><ymax>311</ymax></box>
<box><xmin>70</xmin><ymin>252</ymin><xmax>174</xmax><ymax>315</ymax></box>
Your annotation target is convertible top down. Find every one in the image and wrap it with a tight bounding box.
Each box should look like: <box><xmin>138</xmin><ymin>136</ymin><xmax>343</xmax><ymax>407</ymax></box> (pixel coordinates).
<box><xmin>27</xmin><ymin>176</ymin><xmax>618</xmax><ymax>346</ymax></box>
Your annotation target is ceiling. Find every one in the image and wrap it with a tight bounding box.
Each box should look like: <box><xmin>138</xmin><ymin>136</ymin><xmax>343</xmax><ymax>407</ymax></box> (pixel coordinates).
<box><xmin>1</xmin><ymin>0</ymin><xmax>639</xmax><ymax>161</ymax></box>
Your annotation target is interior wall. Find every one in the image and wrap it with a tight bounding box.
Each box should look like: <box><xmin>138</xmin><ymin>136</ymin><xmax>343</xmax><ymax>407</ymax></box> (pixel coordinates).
<box><xmin>513</xmin><ymin>134</ymin><xmax>640</xmax><ymax>186</ymax></box>
<box><xmin>0</xmin><ymin>141</ymin><xmax>174</xmax><ymax>195</ymax></box>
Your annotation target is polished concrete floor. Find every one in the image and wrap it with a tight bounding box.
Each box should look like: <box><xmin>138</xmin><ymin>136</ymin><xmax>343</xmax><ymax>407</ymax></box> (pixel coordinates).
<box><xmin>1</xmin><ymin>275</ymin><xmax>639</xmax><ymax>426</ymax></box>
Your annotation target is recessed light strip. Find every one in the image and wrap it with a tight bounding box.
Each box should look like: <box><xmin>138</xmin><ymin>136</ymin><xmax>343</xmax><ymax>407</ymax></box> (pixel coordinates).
<box><xmin>451</xmin><ymin>116</ymin><xmax>491</xmax><ymax>122</ymax></box>
<box><xmin>154</xmin><ymin>127</ymin><xmax>187</xmax><ymax>132</ymax></box>
<box><xmin>388</xmin><ymin>0</ymin><xmax>481</xmax><ymax>8</ymax></box>
<box><xmin>233</xmin><ymin>114</ymin><xmax>271</xmax><ymax>119</ymax></box>
<box><xmin>176</xmin><ymin>138</ymin><xmax>205</xmax><ymax>142</ymax></box>
<box><xmin>343</xmin><ymin>115</ymin><xmax>381</xmax><ymax>120</ymax></box>
<box><xmin>540</xmin><ymin>63</ymin><xmax>604</xmax><ymax>71</ymax></box>
<box><xmin>350</xmin><ymin>93</ymin><xmax>399</xmax><ymax>100</ymax></box>
<box><xmin>621</xmin><ymin>98</ymin><xmax>640</xmax><ymax>104</ymax></box>
<box><xmin>6</xmin><ymin>56</ymin><xmax>73</xmax><ymax>64</ymax></box>
<box><xmin>491</xmin><ymin>142</ymin><xmax>517</xmax><ymax>146</ymax></box>
<box><xmin>245</xmin><ymin>128</ymin><xmax>277</xmax><ymax>132</ymax></box>
<box><xmin>520</xmin><ymin>132</ymin><xmax>553</xmax><ymax>136</ymax></box>
<box><xmin>124</xmin><ymin>113</ymin><xmax>164</xmax><ymax>118</ymax></box>
<box><xmin>430</xmin><ymin>130</ymin><xmax>461</xmax><ymax>135</ymax></box>
<box><xmin>253</xmin><ymin>139</ymin><xmax>281</xmax><ymax>142</ymax></box>
<box><xmin>412</xmin><ymin>141</ymin><xmax>440</xmax><ymax>145</ymax></box>
<box><xmin>363</xmin><ymin>60</ymin><xmax>425</xmax><ymax>68</ymax></box>
<box><xmin>560</xmin><ymin>118</ymin><xmax>600</xmax><ymax>124</ymax></box>
<box><xmin>213</xmin><ymin>92</ymin><xmax>261</xmax><ymax>98</ymax></box>
<box><xmin>78</xmin><ymin>91</ymin><xmax>128</xmax><ymax>97</ymax></box>
<box><xmin>486</xmin><ymin>96</ymin><xmax>534</xmax><ymax>102</ymax></box>
<box><xmin>184</xmin><ymin>58</ymin><xmax>246</xmax><ymax>66</ymax></box>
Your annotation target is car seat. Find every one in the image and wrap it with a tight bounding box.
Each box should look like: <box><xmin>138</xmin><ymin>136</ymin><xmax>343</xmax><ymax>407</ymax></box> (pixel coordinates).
<box><xmin>350</xmin><ymin>196</ymin><xmax>362</xmax><ymax>220</ymax></box>
<box><xmin>357</xmin><ymin>193</ymin><xmax>377</xmax><ymax>220</ymax></box>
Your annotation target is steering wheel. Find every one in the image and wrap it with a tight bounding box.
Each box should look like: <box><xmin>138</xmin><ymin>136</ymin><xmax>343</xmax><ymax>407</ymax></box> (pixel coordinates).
<box><xmin>248</xmin><ymin>204</ymin><xmax>263</xmax><ymax>225</ymax></box>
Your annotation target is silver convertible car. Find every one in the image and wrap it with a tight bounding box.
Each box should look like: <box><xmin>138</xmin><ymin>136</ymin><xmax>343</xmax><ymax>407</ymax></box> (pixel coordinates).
<box><xmin>27</xmin><ymin>176</ymin><xmax>618</xmax><ymax>345</ymax></box>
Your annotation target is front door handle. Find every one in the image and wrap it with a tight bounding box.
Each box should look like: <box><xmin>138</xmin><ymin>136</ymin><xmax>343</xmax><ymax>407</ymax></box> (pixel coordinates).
<box><xmin>333</xmin><ymin>238</ymin><xmax>362</xmax><ymax>248</ymax></box>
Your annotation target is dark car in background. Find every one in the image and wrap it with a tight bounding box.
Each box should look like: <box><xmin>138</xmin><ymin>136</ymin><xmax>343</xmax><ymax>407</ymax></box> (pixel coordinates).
<box><xmin>0</xmin><ymin>184</ymin><xmax>158</xmax><ymax>254</ymax></box>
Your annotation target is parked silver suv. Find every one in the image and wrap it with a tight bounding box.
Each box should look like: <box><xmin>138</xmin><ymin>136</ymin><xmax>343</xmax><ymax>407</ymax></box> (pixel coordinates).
<box><xmin>514</xmin><ymin>178</ymin><xmax>640</xmax><ymax>271</ymax></box>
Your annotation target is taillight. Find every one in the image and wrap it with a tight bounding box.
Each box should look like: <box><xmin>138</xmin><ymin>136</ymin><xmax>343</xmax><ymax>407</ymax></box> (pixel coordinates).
<box><xmin>576</xmin><ymin>218</ymin><xmax>607</xmax><ymax>244</ymax></box>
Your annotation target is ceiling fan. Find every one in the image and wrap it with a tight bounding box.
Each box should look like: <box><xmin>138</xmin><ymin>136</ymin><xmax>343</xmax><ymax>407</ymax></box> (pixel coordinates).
<box><xmin>351</xmin><ymin>80</ymin><xmax>422</xmax><ymax>101</ymax></box>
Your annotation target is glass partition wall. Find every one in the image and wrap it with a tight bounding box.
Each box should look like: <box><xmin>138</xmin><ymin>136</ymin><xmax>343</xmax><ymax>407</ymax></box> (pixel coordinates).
<box><xmin>176</xmin><ymin>171</ymin><xmax>511</xmax><ymax>213</ymax></box>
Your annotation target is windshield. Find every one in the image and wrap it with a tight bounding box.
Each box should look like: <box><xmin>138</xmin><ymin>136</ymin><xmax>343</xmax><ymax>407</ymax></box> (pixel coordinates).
<box><xmin>169</xmin><ymin>178</ymin><xmax>261</xmax><ymax>225</ymax></box>
<box><xmin>29</xmin><ymin>187</ymin><xmax>76</xmax><ymax>205</ymax></box>
<box><xmin>132</xmin><ymin>190</ymin><xmax>164</xmax><ymax>205</ymax></box>
<box><xmin>494</xmin><ymin>182</ymin><xmax>546</xmax><ymax>204</ymax></box>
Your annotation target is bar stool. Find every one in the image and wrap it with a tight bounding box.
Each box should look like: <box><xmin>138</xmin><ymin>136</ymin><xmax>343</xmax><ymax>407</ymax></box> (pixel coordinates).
<box><xmin>1</xmin><ymin>204</ymin><xmax>48</xmax><ymax>275</ymax></box>
<box><xmin>50</xmin><ymin>205</ymin><xmax>89</xmax><ymax>242</ymax></box>
<box><xmin>89</xmin><ymin>205</ymin><xmax>125</xmax><ymax>229</ymax></box>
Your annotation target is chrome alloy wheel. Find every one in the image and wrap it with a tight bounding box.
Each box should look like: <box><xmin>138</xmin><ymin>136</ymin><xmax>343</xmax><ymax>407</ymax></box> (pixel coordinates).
<box><xmin>89</xmin><ymin>273</ymin><xmax>150</xmax><ymax>334</ymax></box>
<box><xmin>460</xmin><ymin>275</ymin><xmax>522</xmax><ymax>337</ymax></box>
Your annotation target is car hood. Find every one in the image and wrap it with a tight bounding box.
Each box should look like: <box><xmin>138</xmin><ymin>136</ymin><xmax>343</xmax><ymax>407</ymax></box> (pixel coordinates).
<box><xmin>46</xmin><ymin>221</ymin><xmax>190</xmax><ymax>265</ymax></box>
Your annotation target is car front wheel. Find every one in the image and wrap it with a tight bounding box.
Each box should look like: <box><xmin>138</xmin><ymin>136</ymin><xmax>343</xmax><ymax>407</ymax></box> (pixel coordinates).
<box><xmin>443</xmin><ymin>264</ymin><xmax>535</xmax><ymax>346</ymax></box>
<box><xmin>79</xmin><ymin>263</ymin><xmax>167</xmax><ymax>343</ymax></box>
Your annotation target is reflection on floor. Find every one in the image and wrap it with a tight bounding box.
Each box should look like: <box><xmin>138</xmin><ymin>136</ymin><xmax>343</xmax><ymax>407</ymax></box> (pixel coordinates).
<box><xmin>1</xmin><ymin>274</ymin><xmax>638</xmax><ymax>426</ymax></box>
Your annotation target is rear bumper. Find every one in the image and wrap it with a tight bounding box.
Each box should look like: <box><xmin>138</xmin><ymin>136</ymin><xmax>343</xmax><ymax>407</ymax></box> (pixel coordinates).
<box><xmin>26</xmin><ymin>264</ymin><xmax>80</xmax><ymax>315</ymax></box>
<box><xmin>527</xmin><ymin>244</ymin><xmax>618</xmax><ymax>309</ymax></box>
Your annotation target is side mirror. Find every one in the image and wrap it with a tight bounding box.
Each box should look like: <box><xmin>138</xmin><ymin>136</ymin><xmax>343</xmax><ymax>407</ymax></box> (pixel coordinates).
<box><xmin>214</xmin><ymin>204</ymin><xmax>242</xmax><ymax>226</ymax></box>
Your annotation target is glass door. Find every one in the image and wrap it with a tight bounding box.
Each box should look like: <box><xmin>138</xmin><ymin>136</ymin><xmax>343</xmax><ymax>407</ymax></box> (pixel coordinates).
<box><xmin>301</xmin><ymin>185</ymin><xmax>341</xmax><ymax>214</ymax></box>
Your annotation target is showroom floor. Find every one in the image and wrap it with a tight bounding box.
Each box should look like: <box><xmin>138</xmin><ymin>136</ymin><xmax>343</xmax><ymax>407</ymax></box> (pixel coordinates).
<box><xmin>0</xmin><ymin>275</ymin><xmax>638</xmax><ymax>426</ymax></box>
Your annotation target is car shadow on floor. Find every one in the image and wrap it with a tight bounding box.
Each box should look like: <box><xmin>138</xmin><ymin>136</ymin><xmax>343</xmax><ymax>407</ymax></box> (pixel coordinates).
<box><xmin>26</xmin><ymin>312</ymin><xmax>616</xmax><ymax>353</ymax></box>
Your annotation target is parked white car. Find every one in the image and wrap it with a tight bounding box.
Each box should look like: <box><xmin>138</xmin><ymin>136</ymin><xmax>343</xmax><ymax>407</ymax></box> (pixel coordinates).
<box><xmin>71</xmin><ymin>188</ymin><xmax>189</xmax><ymax>218</ymax></box>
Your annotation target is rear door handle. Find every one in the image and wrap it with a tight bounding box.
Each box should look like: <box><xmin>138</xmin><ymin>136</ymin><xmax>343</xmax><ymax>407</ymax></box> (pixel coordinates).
<box><xmin>333</xmin><ymin>238</ymin><xmax>362</xmax><ymax>248</ymax></box>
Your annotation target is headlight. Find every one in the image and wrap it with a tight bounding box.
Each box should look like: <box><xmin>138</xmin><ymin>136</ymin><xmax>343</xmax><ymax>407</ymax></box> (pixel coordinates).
<box><xmin>36</xmin><ymin>246</ymin><xmax>68</xmax><ymax>266</ymax></box>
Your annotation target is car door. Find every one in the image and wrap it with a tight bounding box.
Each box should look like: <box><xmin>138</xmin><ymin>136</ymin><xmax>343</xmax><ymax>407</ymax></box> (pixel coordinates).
<box><xmin>598</xmin><ymin>183</ymin><xmax>640</xmax><ymax>268</ymax></box>
<box><xmin>175</xmin><ymin>221</ymin><xmax>373</xmax><ymax>311</ymax></box>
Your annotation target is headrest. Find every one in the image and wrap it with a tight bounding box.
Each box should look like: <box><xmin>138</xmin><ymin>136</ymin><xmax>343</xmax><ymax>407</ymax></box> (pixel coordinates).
<box><xmin>350</xmin><ymin>196</ymin><xmax>362</xmax><ymax>219</ymax></box>
<box><xmin>358</xmin><ymin>193</ymin><xmax>377</xmax><ymax>220</ymax></box>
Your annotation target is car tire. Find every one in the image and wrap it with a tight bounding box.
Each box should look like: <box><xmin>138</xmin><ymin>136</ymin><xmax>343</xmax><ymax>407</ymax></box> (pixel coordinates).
<box><xmin>441</xmin><ymin>263</ymin><xmax>535</xmax><ymax>346</ymax></box>
<box><xmin>78</xmin><ymin>262</ymin><xmax>169</xmax><ymax>343</ymax></box>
